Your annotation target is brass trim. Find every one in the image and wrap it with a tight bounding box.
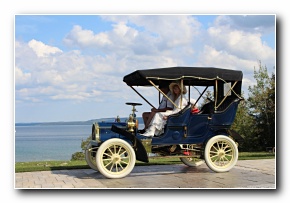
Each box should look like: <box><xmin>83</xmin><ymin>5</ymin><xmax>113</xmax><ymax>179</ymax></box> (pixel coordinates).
<box><xmin>183</xmin><ymin>126</ymin><xmax>187</xmax><ymax>138</ymax></box>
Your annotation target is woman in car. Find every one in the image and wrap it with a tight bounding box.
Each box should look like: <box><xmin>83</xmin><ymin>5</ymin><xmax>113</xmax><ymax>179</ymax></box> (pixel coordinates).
<box><xmin>141</xmin><ymin>81</ymin><xmax>188</xmax><ymax>137</ymax></box>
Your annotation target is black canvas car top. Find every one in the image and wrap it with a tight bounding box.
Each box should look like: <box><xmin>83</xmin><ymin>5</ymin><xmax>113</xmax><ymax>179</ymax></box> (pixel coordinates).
<box><xmin>123</xmin><ymin>66</ymin><xmax>243</xmax><ymax>86</ymax></box>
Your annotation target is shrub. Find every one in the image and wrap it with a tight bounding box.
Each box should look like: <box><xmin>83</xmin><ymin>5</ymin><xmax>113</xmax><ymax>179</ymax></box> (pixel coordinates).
<box><xmin>71</xmin><ymin>152</ymin><xmax>85</xmax><ymax>161</ymax></box>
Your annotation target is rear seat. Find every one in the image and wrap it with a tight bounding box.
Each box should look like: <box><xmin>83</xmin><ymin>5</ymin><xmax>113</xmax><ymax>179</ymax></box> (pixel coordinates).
<box><xmin>199</xmin><ymin>98</ymin><xmax>240</xmax><ymax>114</ymax></box>
<box><xmin>199</xmin><ymin>101</ymin><xmax>214</xmax><ymax>114</ymax></box>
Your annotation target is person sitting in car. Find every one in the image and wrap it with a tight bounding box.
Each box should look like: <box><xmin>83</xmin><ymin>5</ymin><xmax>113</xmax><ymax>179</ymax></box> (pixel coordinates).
<box><xmin>141</xmin><ymin>81</ymin><xmax>188</xmax><ymax>137</ymax></box>
<box><xmin>142</xmin><ymin>81</ymin><xmax>174</xmax><ymax>129</ymax></box>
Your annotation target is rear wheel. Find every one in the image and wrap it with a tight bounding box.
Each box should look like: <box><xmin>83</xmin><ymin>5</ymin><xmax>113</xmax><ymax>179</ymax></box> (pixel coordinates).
<box><xmin>180</xmin><ymin>157</ymin><xmax>204</xmax><ymax>167</ymax></box>
<box><xmin>96</xmin><ymin>138</ymin><xmax>136</xmax><ymax>179</ymax></box>
<box><xmin>204</xmin><ymin>135</ymin><xmax>238</xmax><ymax>172</ymax></box>
<box><xmin>85</xmin><ymin>143</ymin><xmax>98</xmax><ymax>171</ymax></box>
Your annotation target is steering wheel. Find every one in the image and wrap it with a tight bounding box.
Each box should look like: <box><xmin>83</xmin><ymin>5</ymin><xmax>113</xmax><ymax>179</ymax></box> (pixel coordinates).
<box><xmin>126</xmin><ymin>103</ymin><xmax>142</xmax><ymax>119</ymax></box>
<box><xmin>126</xmin><ymin>102</ymin><xmax>142</xmax><ymax>106</ymax></box>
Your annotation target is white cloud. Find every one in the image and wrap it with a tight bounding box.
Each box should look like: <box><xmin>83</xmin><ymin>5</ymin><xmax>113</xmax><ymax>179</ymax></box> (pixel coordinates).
<box><xmin>28</xmin><ymin>39</ymin><xmax>62</xmax><ymax>57</ymax></box>
<box><xmin>51</xmin><ymin>93</ymin><xmax>88</xmax><ymax>101</ymax></box>
<box><xmin>15</xmin><ymin>66</ymin><xmax>31</xmax><ymax>85</ymax></box>
<box><xmin>102</xmin><ymin>15</ymin><xmax>201</xmax><ymax>46</ymax></box>
<box><xmin>112</xmin><ymin>22</ymin><xmax>138</xmax><ymax>38</ymax></box>
<box><xmin>35</xmin><ymin>70</ymin><xmax>64</xmax><ymax>85</ymax></box>
<box><xmin>242</xmin><ymin>77</ymin><xmax>255</xmax><ymax>90</ymax></box>
<box><xmin>15</xmin><ymin>39</ymin><xmax>135</xmax><ymax>104</ymax></box>
<box><xmin>63</xmin><ymin>25</ymin><xmax>112</xmax><ymax>48</ymax></box>
<box><xmin>207</xmin><ymin>26</ymin><xmax>274</xmax><ymax>62</ymax></box>
<box><xmin>63</xmin><ymin>15</ymin><xmax>201</xmax><ymax>60</ymax></box>
<box><xmin>198</xmin><ymin>45</ymin><xmax>258</xmax><ymax>72</ymax></box>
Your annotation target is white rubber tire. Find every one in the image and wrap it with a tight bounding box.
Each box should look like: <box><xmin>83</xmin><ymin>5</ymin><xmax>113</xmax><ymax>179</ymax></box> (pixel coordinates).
<box><xmin>96</xmin><ymin>138</ymin><xmax>136</xmax><ymax>179</ymax></box>
<box><xmin>204</xmin><ymin>135</ymin><xmax>238</xmax><ymax>172</ymax></box>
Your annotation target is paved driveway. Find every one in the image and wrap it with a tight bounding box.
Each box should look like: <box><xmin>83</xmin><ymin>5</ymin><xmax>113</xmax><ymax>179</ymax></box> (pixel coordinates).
<box><xmin>15</xmin><ymin>159</ymin><xmax>275</xmax><ymax>189</ymax></box>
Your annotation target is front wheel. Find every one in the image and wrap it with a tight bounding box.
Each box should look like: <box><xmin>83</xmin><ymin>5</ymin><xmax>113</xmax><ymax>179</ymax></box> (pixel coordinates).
<box><xmin>96</xmin><ymin>138</ymin><xmax>136</xmax><ymax>179</ymax></box>
<box><xmin>204</xmin><ymin>135</ymin><xmax>238</xmax><ymax>172</ymax></box>
<box><xmin>85</xmin><ymin>143</ymin><xmax>98</xmax><ymax>171</ymax></box>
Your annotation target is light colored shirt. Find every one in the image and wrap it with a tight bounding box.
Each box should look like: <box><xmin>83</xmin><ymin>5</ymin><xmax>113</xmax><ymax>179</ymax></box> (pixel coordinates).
<box><xmin>151</xmin><ymin>94</ymin><xmax>188</xmax><ymax>134</ymax></box>
<box><xmin>158</xmin><ymin>91</ymin><xmax>174</xmax><ymax>109</ymax></box>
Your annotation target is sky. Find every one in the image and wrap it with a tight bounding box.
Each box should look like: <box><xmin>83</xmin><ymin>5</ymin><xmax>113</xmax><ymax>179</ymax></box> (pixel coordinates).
<box><xmin>14</xmin><ymin>14</ymin><xmax>276</xmax><ymax>123</ymax></box>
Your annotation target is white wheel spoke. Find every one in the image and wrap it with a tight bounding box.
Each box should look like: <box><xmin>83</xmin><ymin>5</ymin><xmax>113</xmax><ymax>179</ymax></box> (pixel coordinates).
<box><xmin>118</xmin><ymin>162</ymin><xmax>125</xmax><ymax>170</ymax></box>
<box><xmin>223</xmin><ymin>144</ymin><xmax>230</xmax><ymax>150</ymax></box>
<box><xmin>119</xmin><ymin>150</ymin><xmax>127</xmax><ymax>156</ymax></box>
<box><xmin>120</xmin><ymin>159</ymin><xmax>129</xmax><ymax>165</ymax></box>
<box><xmin>117</xmin><ymin>146</ymin><xmax>122</xmax><ymax>154</ymax></box>
<box><xmin>218</xmin><ymin>142</ymin><xmax>222</xmax><ymax>150</ymax></box>
<box><xmin>114</xmin><ymin>163</ymin><xmax>118</xmax><ymax>172</ymax></box>
<box><xmin>107</xmin><ymin>147</ymin><xmax>113</xmax><ymax>155</ymax></box>
<box><xmin>223</xmin><ymin>156</ymin><xmax>230</xmax><ymax>162</ymax></box>
<box><xmin>225</xmin><ymin>149</ymin><xmax>232</xmax><ymax>153</ymax></box>
<box><xmin>210</xmin><ymin>150</ymin><xmax>218</xmax><ymax>155</ymax></box>
<box><xmin>212</xmin><ymin>145</ymin><xmax>219</xmax><ymax>151</ymax></box>
<box><xmin>113</xmin><ymin>145</ymin><xmax>117</xmax><ymax>154</ymax></box>
<box><xmin>104</xmin><ymin>160</ymin><xmax>113</xmax><ymax>168</ymax></box>
<box><xmin>121</xmin><ymin>156</ymin><xmax>129</xmax><ymax>160</ymax></box>
<box><xmin>103</xmin><ymin>152</ymin><xmax>112</xmax><ymax>158</ymax></box>
<box><xmin>221</xmin><ymin>143</ymin><xmax>226</xmax><ymax>150</ymax></box>
<box><xmin>109</xmin><ymin>162</ymin><xmax>114</xmax><ymax>171</ymax></box>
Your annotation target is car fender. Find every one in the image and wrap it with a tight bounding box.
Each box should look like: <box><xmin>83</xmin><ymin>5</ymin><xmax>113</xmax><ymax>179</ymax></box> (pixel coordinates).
<box><xmin>111</xmin><ymin>124</ymin><xmax>149</xmax><ymax>163</ymax></box>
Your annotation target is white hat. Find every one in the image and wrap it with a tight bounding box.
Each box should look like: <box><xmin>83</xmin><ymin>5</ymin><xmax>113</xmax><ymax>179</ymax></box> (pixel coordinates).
<box><xmin>169</xmin><ymin>82</ymin><xmax>187</xmax><ymax>94</ymax></box>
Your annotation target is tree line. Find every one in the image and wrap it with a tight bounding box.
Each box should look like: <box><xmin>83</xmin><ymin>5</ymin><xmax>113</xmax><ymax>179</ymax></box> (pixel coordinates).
<box><xmin>231</xmin><ymin>61</ymin><xmax>275</xmax><ymax>152</ymax></box>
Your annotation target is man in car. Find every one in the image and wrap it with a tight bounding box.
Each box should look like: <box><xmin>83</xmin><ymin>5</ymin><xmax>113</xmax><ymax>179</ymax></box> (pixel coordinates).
<box><xmin>142</xmin><ymin>81</ymin><xmax>174</xmax><ymax>129</ymax></box>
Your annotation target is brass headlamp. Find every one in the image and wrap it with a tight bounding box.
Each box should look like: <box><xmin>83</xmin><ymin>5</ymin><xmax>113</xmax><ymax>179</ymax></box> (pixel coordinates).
<box><xmin>127</xmin><ymin>115</ymin><xmax>136</xmax><ymax>133</ymax></box>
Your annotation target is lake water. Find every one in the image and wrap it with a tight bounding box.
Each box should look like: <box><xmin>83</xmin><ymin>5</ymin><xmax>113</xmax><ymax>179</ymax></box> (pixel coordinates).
<box><xmin>15</xmin><ymin>124</ymin><xmax>92</xmax><ymax>162</ymax></box>
<box><xmin>15</xmin><ymin>122</ymin><xmax>145</xmax><ymax>162</ymax></box>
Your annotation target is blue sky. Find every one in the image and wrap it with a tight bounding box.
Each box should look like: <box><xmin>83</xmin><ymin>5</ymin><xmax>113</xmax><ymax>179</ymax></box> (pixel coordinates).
<box><xmin>15</xmin><ymin>14</ymin><xmax>276</xmax><ymax>123</ymax></box>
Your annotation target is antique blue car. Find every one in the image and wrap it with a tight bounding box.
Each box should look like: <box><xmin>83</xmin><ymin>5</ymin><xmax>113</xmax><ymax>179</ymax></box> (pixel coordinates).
<box><xmin>85</xmin><ymin>67</ymin><xmax>244</xmax><ymax>178</ymax></box>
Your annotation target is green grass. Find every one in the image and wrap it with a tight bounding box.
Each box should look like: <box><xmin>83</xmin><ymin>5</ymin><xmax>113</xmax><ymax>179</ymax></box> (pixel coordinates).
<box><xmin>15</xmin><ymin>151</ymin><xmax>275</xmax><ymax>173</ymax></box>
<box><xmin>238</xmin><ymin>151</ymin><xmax>275</xmax><ymax>160</ymax></box>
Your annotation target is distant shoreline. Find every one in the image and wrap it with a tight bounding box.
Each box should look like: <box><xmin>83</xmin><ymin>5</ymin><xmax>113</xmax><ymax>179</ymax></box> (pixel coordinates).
<box><xmin>15</xmin><ymin>117</ymin><xmax>144</xmax><ymax>126</ymax></box>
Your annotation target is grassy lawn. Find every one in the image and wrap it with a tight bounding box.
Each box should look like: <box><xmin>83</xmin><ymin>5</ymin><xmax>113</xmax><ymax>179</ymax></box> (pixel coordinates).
<box><xmin>15</xmin><ymin>151</ymin><xmax>275</xmax><ymax>173</ymax></box>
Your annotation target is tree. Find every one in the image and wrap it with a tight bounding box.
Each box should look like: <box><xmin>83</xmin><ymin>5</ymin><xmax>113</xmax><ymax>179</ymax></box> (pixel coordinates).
<box><xmin>231</xmin><ymin>95</ymin><xmax>255</xmax><ymax>151</ymax></box>
<box><xmin>246</xmin><ymin>61</ymin><xmax>275</xmax><ymax>151</ymax></box>
<box><xmin>200</xmin><ymin>90</ymin><xmax>214</xmax><ymax>106</ymax></box>
<box><xmin>231</xmin><ymin>61</ymin><xmax>275</xmax><ymax>151</ymax></box>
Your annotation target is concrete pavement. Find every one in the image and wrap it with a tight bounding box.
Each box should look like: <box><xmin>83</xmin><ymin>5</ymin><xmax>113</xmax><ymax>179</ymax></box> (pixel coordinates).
<box><xmin>15</xmin><ymin>159</ymin><xmax>276</xmax><ymax>189</ymax></box>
